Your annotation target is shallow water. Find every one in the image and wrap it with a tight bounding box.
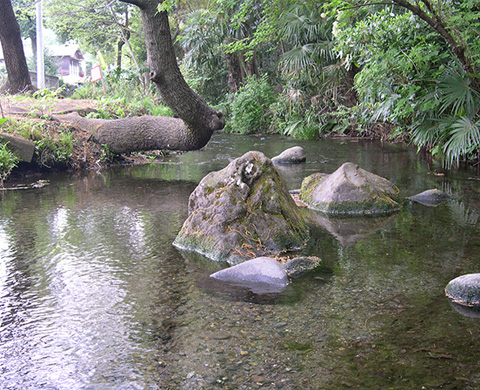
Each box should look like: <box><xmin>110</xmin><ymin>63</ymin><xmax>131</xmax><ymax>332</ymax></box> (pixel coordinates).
<box><xmin>1</xmin><ymin>133</ymin><xmax>480</xmax><ymax>389</ymax></box>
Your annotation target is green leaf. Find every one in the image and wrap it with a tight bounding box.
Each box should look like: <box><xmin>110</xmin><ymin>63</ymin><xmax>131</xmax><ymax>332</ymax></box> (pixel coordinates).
<box><xmin>438</xmin><ymin>69</ymin><xmax>478</xmax><ymax>117</ymax></box>
<box><xmin>443</xmin><ymin>116</ymin><xmax>480</xmax><ymax>167</ymax></box>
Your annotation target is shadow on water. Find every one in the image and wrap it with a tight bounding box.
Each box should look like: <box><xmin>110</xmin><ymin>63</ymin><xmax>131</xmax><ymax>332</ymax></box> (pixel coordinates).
<box><xmin>2</xmin><ymin>133</ymin><xmax>480</xmax><ymax>389</ymax></box>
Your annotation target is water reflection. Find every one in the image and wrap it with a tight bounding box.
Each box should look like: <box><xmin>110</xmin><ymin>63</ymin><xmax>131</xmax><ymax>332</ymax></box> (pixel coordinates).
<box><xmin>1</xmin><ymin>133</ymin><xmax>480</xmax><ymax>389</ymax></box>
<box><xmin>308</xmin><ymin>211</ymin><xmax>398</xmax><ymax>246</ymax></box>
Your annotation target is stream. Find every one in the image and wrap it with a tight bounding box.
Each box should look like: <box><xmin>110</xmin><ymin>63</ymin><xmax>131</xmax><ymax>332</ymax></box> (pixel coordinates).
<box><xmin>1</xmin><ymin>133</ymin><xmax>480</xmax><ymax>389</ymax></box>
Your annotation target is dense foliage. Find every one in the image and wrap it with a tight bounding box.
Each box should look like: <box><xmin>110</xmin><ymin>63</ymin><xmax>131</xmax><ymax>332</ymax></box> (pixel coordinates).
<box><xmin>6</xmin><ymin>0</ymin><xmax>480</xmax><ymax>168</ymax></box>
<box><xmin>175</xmin><ymin>0</ymin><xmax>480</xmax><ymax>167</ymax></box>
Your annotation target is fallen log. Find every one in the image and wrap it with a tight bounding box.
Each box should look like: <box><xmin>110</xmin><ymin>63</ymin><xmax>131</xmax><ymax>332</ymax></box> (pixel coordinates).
<box><xmin>54</xmin><ymin>112</ymin><xmax>220</xmax><ymax>154</ymax></box>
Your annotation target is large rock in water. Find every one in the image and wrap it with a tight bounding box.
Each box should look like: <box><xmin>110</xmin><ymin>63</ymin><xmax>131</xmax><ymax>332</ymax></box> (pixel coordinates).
<box><xmin>300</xmin><ymin>162</ymin><xmax>400</xmax><ymax>215</ymax></box>
<box><xmin>210</xmin><ymin>257</ymin><xmax>289</xmax><ymax>293</ymax></box>
<box><xmin>173</xmin><ymin>151</ymin><xmax>309</xmax><ymax>264</ymax></box>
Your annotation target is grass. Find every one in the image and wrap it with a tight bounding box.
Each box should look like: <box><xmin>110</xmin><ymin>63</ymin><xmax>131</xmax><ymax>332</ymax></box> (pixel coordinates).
<box><xmin>0</xmin><ymin>118</ymin><xmax>75</xmax><ymax>172</ymax></box>
<box><xmin>0</xmin><ymin>141</ymin><xmax>18</xmax><ymax>187</ymax></box>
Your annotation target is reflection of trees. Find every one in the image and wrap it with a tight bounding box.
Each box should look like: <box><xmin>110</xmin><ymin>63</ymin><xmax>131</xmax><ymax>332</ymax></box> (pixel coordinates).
<box><xmin>0</xmin><ymin>170</ymin><xmax>198</xmax><ymax>387</ymax></box>
<box><xmin>0</xmin><ymin>191</ymin><xmax>44</xmax><ymax>332</ymax></box>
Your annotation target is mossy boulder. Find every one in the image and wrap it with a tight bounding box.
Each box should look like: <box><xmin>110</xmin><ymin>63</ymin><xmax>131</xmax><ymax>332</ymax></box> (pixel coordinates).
<box><xmin>300</xmin><ymin>162</ymin><xmax>400</xmax><ymax>215</ymax></box>
<box><xmin>173</xmin><ymin>151</ymin><xmax>309</xmax><ymax>265</ymax></box>
<box><xmin>0</xmin><ymin>132</ymin><xmax>35</xmax><ymax>162</ymax></box>
<box><xmin>445</xmin><ymin>274</ymin><xmax>480</xmax><ymax>308</ymax></box>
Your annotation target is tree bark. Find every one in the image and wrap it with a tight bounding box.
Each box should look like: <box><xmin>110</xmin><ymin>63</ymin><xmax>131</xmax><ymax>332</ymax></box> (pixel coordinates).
<box><xmin>117</xmin><ymin>39</ymin><xmax>125</xmax><ymax>68</ymax></box>
<box><xmin>116</xmin><ymin>0</ymin><xmax>225</xmax><ymax>151</ymax></box>
<box><xmin>55</xmin><ymin>112</ymin><xmax>213</xmax><ymax>154</ymax></box>
<box><xmin>344</xmin><ymin>63</ymin><xmax>359</xmax><ymax>107</ymax></box>
<box><xmin>226</xmin><ymin>52</ymin><xmax>241</xmax><ymax>93</ymax></box>
<box><xmin>0</xmin><ymin>0</ymin><xmax>33</xmax><ymax>93</ymax></box>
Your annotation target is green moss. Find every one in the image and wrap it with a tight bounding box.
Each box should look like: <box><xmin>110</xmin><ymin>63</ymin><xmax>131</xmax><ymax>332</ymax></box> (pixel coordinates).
<box><xmin>313</xmin><ymin>198</ymin><xmax>400</xmax><ymax>215</ymax></box>
<box><xmin>300</xmin><ymin>173</ymin><xmax>327</xmax><ymax>204</ymax></box>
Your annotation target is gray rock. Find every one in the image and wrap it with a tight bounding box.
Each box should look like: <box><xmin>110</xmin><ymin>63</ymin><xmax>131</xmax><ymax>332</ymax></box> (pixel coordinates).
<box><xmin>272</xmin><ymin>146</ymin><xmax>306</xmax><ymax>164</ymax></box>
<box><xmin>300</xmin><ymin>162</ymin><xmax>400</xmax><ymax>215</ymax></box>
<box><xmin>173</xmin><ymin>151</ymin><xmax>309</xmax><ymax>265</ymax></box>
<box><xmin>0</xmin><ymin>132</ymin><xmax>35</xmax><ymax>163</ymax></box>
<box><xmin>445</xmin><ymin>274</ymin><xmax>480</xmax><ymax>308</ymax></box>
<box><xmin>408</xmin><ymin>189</ymin><xmax>451</xmax><ymax>206</ymax></box>
<box><xmin>210</xmin><ymin>257</ymin><xmax>289</xmax><ymax>293</ymax></box>
<box><xmin>284</xmin><ymin>256</ymin><xmax>323</xmax><ymax>278</ymax></box>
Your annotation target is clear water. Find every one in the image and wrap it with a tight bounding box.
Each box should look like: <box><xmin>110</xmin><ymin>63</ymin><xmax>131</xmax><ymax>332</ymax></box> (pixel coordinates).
<box><xmin>1</xmin><ymin>133</ymin><xmax>480</xmax><ymax>389</ymax></box>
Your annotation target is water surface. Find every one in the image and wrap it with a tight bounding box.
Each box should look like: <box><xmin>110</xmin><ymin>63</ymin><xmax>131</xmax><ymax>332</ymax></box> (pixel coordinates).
<box><xmin>1</xmin><ymin>133</ymin><xmax>480</xmax><ymax>389</ymax></box>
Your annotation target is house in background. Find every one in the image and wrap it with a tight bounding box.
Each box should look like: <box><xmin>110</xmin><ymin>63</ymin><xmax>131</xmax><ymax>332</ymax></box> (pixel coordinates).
<box><xmin>49</xmin><ymin>45</ymin><xmax>85</xmax><ymax>84</ymax></box>
<box><xmin>0</xmin><ymin>43</ymin><xmax>85</xmax><ymax>87</ymax></box>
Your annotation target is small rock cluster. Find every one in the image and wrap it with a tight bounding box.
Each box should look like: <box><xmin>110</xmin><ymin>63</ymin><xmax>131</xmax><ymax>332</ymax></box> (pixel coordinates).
<box><xmin>174</xmin><ymin>146</ymin><xmax>456</xmax><ymax>293</ymax></box>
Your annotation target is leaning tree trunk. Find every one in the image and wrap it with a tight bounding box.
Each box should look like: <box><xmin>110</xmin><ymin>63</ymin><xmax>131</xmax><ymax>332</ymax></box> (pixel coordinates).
<box><xmin>56</xmin><ymin>112</ymin><xmax>219</xmax><ymax>154</ymax></box>
<box><xmin>81</xmin><ymin>0</ymin><xmax>225</xmax><ymax>153</ymax></box>
<box><xmin>0</xmin><ymin>0</ymin><xmax>33</xmax><ymax>94</ymax></box>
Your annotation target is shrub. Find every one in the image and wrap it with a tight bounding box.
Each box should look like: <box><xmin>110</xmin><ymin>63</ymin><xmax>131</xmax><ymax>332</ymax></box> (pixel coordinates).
<box><xmin>225</xmin><ymin>76</ymin><xmax>277</xmax><ymax>134</ymax></box>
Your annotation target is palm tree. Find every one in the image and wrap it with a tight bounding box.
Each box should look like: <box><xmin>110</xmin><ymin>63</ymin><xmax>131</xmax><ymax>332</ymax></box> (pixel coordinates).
<box><xmin>413</xmin><ymin>68</ymin><xmax>480</xmax><ymax>168</ymax></box>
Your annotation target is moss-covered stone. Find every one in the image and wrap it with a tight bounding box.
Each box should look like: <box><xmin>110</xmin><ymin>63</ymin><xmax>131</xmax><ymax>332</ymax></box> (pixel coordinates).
<box><xmin>300</xmin><ymin>162</ymin><xmax>400</xmax><ymax>216</ymax></box>
<box><xmin>173</xmin><ymin>151</ymin><xmax>309</xmax><ymax>265</ymax></box>
<box><xmin>284</xmin><ymin>256</ymin><xmax>323</xmax><ymax>278</ymax></box>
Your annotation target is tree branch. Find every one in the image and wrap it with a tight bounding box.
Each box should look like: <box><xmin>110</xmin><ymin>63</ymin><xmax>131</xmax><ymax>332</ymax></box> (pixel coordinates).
<box><xmin>118</xmin><ymin>0</ymin><xmax>147</xmax><ymax>9</ymax></box>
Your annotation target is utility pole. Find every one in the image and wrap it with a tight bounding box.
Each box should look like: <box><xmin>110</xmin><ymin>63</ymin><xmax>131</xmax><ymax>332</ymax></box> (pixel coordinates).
<box><xmin>36</xmin><ymin>0</ymin><xmax>45</xmax><ymax>89</ymax></box>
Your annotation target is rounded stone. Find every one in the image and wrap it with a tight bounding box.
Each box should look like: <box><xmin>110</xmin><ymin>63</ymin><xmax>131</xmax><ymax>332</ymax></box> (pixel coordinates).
<box><xmin>300</xmin><ymin>162</ymin><xmax>400</xmax><ymax>215</ymax></box>
<box><xmin>284</xmin><ymin>256</ymin><xmax>323</xmax><ymax>278</ymax></box>
<box><xmin>408</xmin><ymin>189</ymin><xmax>451</xmax><ymax>206</ymax></box>
<box><xmin>445</xmin><ymin>274</ymin><xmax>480</xmax><ymax>308</ymax></box>
<box><xmin>272</xmin><ymin>146</ymin><xmax>306</xmax><ymax>164</ymax></box>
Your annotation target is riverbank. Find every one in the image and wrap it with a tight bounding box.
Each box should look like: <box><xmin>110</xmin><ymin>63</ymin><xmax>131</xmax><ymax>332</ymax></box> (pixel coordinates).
<box><xmin>0</xmin><ymin>96</ymin><xmax>415</xmax><ymax>186</ymax></box>
<box><xmin>0</xmin><ymin>97</ymin><xmax>171</xmax><ymax>184</ymax></box>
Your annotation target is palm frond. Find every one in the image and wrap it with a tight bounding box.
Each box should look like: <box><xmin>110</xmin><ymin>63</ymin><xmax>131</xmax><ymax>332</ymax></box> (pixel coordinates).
<box><xmin>443</xmin><ymin>116</ymin><xmax>480</xmax><ymax>167</ymax></box>
<box><xmin>438</xmin><ymin>69</ymin><xmax>479</xmax><ymax>117</ymax></box>
<box><xmin>411</xmin><ymin>118</ymin><xmax>451</xmax><ymax>149</ymax></box>
<box><xmin>280</xmin><ymin>44</ymin><xmax>317</xmax><ymax>73</ymax></box>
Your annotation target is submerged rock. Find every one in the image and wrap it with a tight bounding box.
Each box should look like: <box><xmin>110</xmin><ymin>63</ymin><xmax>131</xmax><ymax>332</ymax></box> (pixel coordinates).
<box><xmin>173</xmin><ymin>151</ymin><xmax>309</xmax><ymax>264</ymax></box>
<box><xmin>408</xmin><ymin>189</ymin><xmax>451</xmax><ymax>206</ymax></box>
<box><xmin>210</xmin><ymin>257</ymin><xmax>289</xmax><ymax>294</ymax></box>
<box><xmin>445</xmin><ymin>274</ymin><xmax>480</xmax><ymax>308</ymax></box>
<box><xmin>284</xmin><ymin>256</ymin><xmax>323</xmax><ymax>278</ymax></box>
<box><xmin>300</xmin><ymin>162</ymin><xmax>400</xmax><ymax>215</ymax></box>
<box><xmin>272</xmin><ymin>146</ymin><xmax>306</xmax><ymax>164</ymax></box>
<box><xmin>449</xmin><ymin>301</ymin><xmax>480</xmax><ymax>319</ymax></box>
